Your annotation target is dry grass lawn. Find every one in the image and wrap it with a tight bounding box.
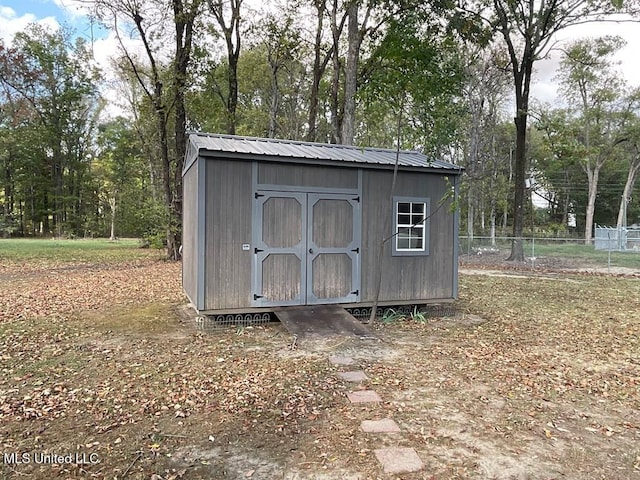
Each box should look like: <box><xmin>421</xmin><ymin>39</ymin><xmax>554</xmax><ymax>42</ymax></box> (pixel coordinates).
<box><xmin>0</xmin><ymin>241</ymin><xmax>638</xmax><ymax>479</ymax></box>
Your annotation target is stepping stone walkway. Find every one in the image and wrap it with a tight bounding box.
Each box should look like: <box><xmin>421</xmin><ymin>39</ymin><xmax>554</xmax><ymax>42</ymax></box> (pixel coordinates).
<box><xmin>346</xmin><ymin>390</ymin><xmax>382</xmax><ymax>403</ymax></box>
<box><xmin>337</xmin><ymin>370</ymin><xmax>368</xmax><ymax>382</ymax></box>
<box><xmin>332</xmin><ymin>355</ymin><xmax>425</xmax><ymax>475</ymax></box>
<box><xmin>361</xmin><ymin>418</ymin><xmax>400</xmax><ymax>433</ymax></box>
<box><xmin>374</xmin><ymin>447</ymin><xmax>424</xmax><ymax>474</ymax></box>
<box><xmin>328</xmin><ymin>355</ymin><xmax>355</xmax><ymax>366</ymax></box>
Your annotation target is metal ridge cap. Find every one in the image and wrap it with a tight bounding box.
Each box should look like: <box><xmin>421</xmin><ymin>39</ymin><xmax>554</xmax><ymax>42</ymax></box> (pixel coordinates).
<box><xmin>187</xmin><ymin>131</ymin><xmax>425</xmax><ymax>156</ymax></box>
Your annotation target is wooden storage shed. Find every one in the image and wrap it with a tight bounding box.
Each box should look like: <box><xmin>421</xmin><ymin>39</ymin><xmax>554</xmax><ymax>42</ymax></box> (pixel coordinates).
<box><xmin>182</xmin><ymin>133</ymin><xmax>462</xmax><ymax>316</ymax></box>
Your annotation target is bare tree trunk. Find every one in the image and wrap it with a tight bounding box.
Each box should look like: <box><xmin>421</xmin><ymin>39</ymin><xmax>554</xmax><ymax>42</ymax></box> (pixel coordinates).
<box><xmin>329</xmin><ymin>0</ymin><xmax>342</xmax><ymax>144</ymax></box>
<box><xmin>490</xmin><ymin>124</ymin><xmax>498</xmax><ymax>245</ymax></box>
<box><xmin>109</xmin><ymin>196</ymin><xmax>116</xmax><ymax>241</ymax></box>
<box><xmin>584</xmin><ymin>167</ymin><xmax>599</xmax><ymax>245</ymax></box>
<box><xmin>341</xmin><ymin>1</ymin><xmax>359</xmax><ymax>146</ymax></box>
<box><xmin>617</xmin><ymin>160</ymin><xmax>640</xmax><ymax>228</ymax></box>
<box><xmin>172</xmin><ymin>0</ymin><xmax>199</xmax><ymax>260</ymax></box>
<box><xmin>490</xmin><ymin>205</ymin><xmax>496</xmax><ymax>246</ymax></box>
<box><xmin>307</xmin><ymin>0</ymin><xmax>326</xmax><ymax>142</ymax></box>
<box><xmin>209</xmin><ymin>0</ymin><xmax>242</xmax><ymax>135</ymax></box>
<box><xmin>467</xmin><ymin>198</ymin><xmax>474</xmax><ymax>245</ymax></box>
<box><xmin>562</xmin><ymin>171</ymin><xmax>570</xmax><ymax>226</ymax></box>
<box><xmin>506</xmin><ymin>103</ymin><xmax>527</xmax><ymax>261</ymax></box>
<box><xmin>227</xmin><ymin>54</ymin><xmax>238</xmax><ymax>135</ymax></box>
<box><xmin>341</xmin><ymin>1</ymin><xmax>371</xmax><ymax>146</ymax></box>
<box><xmin>368</xmin><ymin>103</ymin><xmax>403</xmax><ymax>323</ymax></box>
<box><xmin>268</xmin><ymin>64</ymin><xmax>279</xmax><ymax>138</ymax></box>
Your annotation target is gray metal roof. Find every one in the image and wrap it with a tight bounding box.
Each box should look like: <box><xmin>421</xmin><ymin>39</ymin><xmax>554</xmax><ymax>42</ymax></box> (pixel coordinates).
<box><xmin>186</xmin><ymin>133</ymin><xmax>462</xmax><ymax>173</ymax></box>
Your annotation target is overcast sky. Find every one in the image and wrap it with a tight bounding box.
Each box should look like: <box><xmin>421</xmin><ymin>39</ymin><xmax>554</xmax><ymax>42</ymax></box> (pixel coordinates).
<box><xmin>531</xmin><ymin>20</ymin><xmax>640</xmax><ymax>105</ymax></box>
<box><xmin>1</xmin><ymin>1</ymin><xmax>639</xmax><ymax>108</ymax></box>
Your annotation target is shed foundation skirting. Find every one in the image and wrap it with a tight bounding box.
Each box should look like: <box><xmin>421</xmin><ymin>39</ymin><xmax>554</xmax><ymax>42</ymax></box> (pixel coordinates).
<box><xmin>192</xmin><ymin>298</ymin><xmax>455</xmax><ymax>317</ymax></box>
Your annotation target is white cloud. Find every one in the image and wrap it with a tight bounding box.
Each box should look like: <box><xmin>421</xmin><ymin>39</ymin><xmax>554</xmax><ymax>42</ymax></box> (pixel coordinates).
<box><xmin>90</xmin><ymin>30</ymin><xmax>152</xmax><ymax>119</ymax></box>
<box><xmin>0</xmin><ymin>6</ymin><xmax>59</xmax><ymax>45</ymax></box>
<box><xmin>532</xmin><ymin>20</ymin><xmax>640</xmax><ymax>104</ymax></box>
<box><xmin>52</xmin><ymin>0</ymin><xmax>92</xmax><ymax>20</ymax></box>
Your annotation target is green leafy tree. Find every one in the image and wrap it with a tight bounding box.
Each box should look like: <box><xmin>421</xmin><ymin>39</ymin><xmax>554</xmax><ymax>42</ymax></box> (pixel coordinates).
<box><xmin>91</xmin><ymin>0</ymin><xmax>204</xmax><ymax>259</ymax></box>
<box><xmin>0</xmin><ymin>25</ymin><xmax>101</xmax><ymax>237</ymax></box>
<box><xmin>94</xmin><ymin>119</ymin><xmax>165</xmax><ymax>239</ymax></box>
<box><xmin>536</xmin><ymin>109</ymin><xmax>584</xmax><ymax>229</ymax></box>
<box><xmin>458</xmin><ymin>43</ymin><xmax>511</xmax><ymax>243</ymax></box>
<box><xmin>556</xmin><ymin>36</ymin><xmax>630</xmax><ymax>243</ymax></box>
<box><xmin>358</xmin><ymin>15</ymin><xmax>465</xmax><ymax>152</ymax></box>
<box><xmin>458</xmin><ymin>0</ymin><xmax>636</xmax><ymax>260</ymax></box>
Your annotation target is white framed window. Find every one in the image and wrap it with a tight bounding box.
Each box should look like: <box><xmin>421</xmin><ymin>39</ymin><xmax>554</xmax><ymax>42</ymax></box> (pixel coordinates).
<box><xmin>392</xmin><ymin>197</ymin><xmax>430</xmax><ymax>256</ymax></box>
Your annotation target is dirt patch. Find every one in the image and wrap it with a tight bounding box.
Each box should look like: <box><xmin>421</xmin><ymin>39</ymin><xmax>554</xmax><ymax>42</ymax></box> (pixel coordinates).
<box><xmin>1</xmin><ymin>257</ymin><xmax>639</xmax><ymax>479</ymax></box>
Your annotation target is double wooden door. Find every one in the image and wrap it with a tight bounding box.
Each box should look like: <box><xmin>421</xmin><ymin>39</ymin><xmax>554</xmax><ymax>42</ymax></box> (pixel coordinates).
<box><xmin>253</xmin><ymin>191</ymin><xmax>360</xmax><ymax>306</ymax></box>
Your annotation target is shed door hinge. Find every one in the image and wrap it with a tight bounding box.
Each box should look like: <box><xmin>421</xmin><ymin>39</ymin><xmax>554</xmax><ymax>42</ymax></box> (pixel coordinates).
<box><xmin>352</xmin><ymin>196</ymin><xmax>360</xmax><ymax>202</ymax></box>
<box><xmin>253</xmin><ymin>294</ymin><xmax>264</xmax><ymax>300</ymax></box>
<box><xmin>255</xmin><ymin>192</ymin><xmax>264</xmax><ymax>199</ymax></box>
<box><xmin>351</xmin><ymin>247</ymin><xmax>359</xmax><ymax>253</ymax></box>
<box><xmin>350</xmin><ymin>290</ymin><xmax>359</xmax><ymax>296</ymax></box>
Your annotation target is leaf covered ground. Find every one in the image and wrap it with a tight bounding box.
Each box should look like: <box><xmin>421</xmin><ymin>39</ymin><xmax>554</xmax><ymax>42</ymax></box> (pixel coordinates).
<box><xmin>0</xmin><ymin>241</ymin><xmax>639</xmax><ymax>479</ymax></box>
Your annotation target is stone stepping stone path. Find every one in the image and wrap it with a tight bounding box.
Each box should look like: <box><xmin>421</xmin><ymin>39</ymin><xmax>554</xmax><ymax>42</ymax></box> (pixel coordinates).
<box><xmin>332</xmin><ymin>355</ymin><xmax>424</xmax><ymax>475</ymax></box>
<box><xmin>337</xmin><ymin>370</ymin><xmax>368</xmax><ymax>382</ymax></box>
<box><xmin>361</xmin><ymin>418</ymin><xmax>400</xmax><ymax>433</ymax></box>
<box><xmin>328</xmin><ymin>355</ymin><xmax>355</xmax><ymax>366</ymax></box>
<box><xmin>346</xmin><ymin>390</ymin><xmax>382</xmax><ymax>403</ymax></box>
<box><xmin>374</xmin><ymin>447</ymin><xmax>424</xmax><ymax>474</ymax></box>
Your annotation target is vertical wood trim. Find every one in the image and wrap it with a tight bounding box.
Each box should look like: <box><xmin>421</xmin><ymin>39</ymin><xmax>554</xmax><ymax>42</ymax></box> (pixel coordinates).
<box><xmin>355</xmin><ymin>169</ymin><xmax>363</xmax><ymax>299</ymax></box>
<box><xmin>196</xmin><ymin>157</ymin><xmax>207</xmax><ymax>311</ymax></box>
<box><xmin>251</xmin><ymin>161</ymin><xmax>259</xmax><ymax>304</ymax></box>
<box><xmin>181</xmin><ymin>160</ymin><xmax>199</xmax><ymax>308</ymax></box>
<box><xmin>452</xmin><ymin>175</ymin><xmax>460</xmax><ymax>299</ymax></box>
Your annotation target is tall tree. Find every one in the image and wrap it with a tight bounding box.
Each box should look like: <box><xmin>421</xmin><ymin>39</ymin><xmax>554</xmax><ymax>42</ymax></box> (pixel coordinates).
<box><xmin>614</xmin><ymin>89</ymin><xmax>640</xmax><ymax>227</ymax></box>
<box><xmin>208</xmin><ymin>0</ymin><xmax>243</xmax><ymax>135</ymax></box>
<box><xmin>91</xmin><ymin>0</ymin><xmax>203</xmax><ymax>259</ymax></box>
<box><xmin>359</xmin><ymin>13</ymin><xmax>465</xmax><ymax>152</ymax></box>
<box><xmin>536</xmin><ymin>108</ymin><xmax>583</xmax><ymax>228</ymax></box>
<box><xmin>306</xmin><ymin>0</ymin><xmax>337</xmax><ymax>142</ymax></box>
<box><xmin>557</xmin><ymin>36</ymin><xmax>628</xmax><ymax>243</ymax></box>
<box><xmin>255</xmin><ymin>13</ymin><xmax>304</xmax><ymax>138</ymax></box>
<box><xmin>173</xmin><ymin>0</ymin><xmax>203</xmax><ymax>250</ymax></box>
<box><xmin>341</xmin><ymin>0</ymin><xmax>373</xmax><ymax>145</ymax></box>
<box><xmin>459</xmin><ymin>0</ymin><xmax>634</xmax><ymax>260</ymax></box>
<box><xmin>460</xmin><ymin>43</ymin><xmax>510</xmax><ymax>243</ymax></box>
<box><xmin>0</xmin><ymin>25</ymin><xmax>100</xmax><ymax>237</ymax></box>
<box><xmin>94</xmin><ymin>119</ymin><xmax>165</xmax><ymax>239</ymax></box>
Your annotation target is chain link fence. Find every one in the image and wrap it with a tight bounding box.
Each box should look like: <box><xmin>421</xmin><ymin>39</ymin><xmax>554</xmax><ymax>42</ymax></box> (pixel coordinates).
<box><xmin>594</xmin><ymin>226</ymin><xmax>640</xmax><ymax>252</ymax></box>
<box><xmin>459</xmin><ymin>235</ymin><xmax>640</xmax><ymax>274</ymax></box>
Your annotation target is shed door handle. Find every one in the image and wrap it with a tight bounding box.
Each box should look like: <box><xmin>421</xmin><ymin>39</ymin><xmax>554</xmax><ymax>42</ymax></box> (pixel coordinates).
<box><xmin>308</xmin><ymin>248</ymin><xmax>314</xmax><ymax>254</ymax></box>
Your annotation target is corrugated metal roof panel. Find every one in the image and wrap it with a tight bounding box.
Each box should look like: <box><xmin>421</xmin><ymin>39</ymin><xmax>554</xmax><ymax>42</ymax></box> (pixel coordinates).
<box><xmin>186</xmin><ymin>133</ymin><xmax>462</xmax><ymax>172</ymax></box>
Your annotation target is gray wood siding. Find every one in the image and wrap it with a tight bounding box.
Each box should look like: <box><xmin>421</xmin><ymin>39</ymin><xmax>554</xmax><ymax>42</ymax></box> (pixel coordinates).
<box><xmin>262</xmin><ymin>254</ymin><xmax>301</xmax><ymax>301</ymax></box>
<box><xmin>262</xmin><ymin>196</ymin><xmax>302</xmax><ymax>248</ymax></box>
<box><xmin>311</xmin><ymin>199</ymin><xmax>353</xmax><ymax>247</ymax></box>
<box><xmin>258</xmin><ymin>162</ymin><xmax>358</xmax><ymax>189</ymax></box>
<box><xmin>182</xmin><ymin>162</ymin><xmax>199</xmax><ymax>307</ymax></box>
<box><xmin>204</xmin><ymin>159</ymin><xmax>253</xmax><ymax>310</ymax></box>
<box><xmin>311</xmin><ymin>253</ymin><xmax>352</xmax><ymax>299</ymax></box>
<box><xmin>361</xmin><ymin>170</ymin><xmax>455</xmax><ymax>302</ymax></box>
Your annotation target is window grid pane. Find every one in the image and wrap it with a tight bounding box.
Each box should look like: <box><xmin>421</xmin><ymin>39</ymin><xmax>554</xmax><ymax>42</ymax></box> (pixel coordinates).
<box><xmin>396</xmin><ymin>202</ymin><xmax>426</xmax><ymax>251</ymax></box>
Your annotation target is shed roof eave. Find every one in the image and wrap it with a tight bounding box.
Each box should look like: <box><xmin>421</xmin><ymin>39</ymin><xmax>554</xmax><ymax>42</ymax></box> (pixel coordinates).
<box><xmin>192</xmin><ymin>148</ymin><xmax>463</xmax><ymax>175</ymax></box>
